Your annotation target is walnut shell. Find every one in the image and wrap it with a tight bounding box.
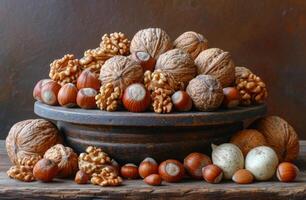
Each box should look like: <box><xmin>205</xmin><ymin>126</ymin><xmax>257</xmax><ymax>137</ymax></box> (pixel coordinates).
<box><xmin>130</xmin><ymin>28</ymin><xmax>172</xmax><ymax>60</ymax></box>
<box><xmin>250</xmin><ymin>116</ymin><xmax>300</xmax><ymax>162</ymax></box>
<box><xmin>230</xmin><ymin>129</ymin><xmax>267</xmax><ymax>157</ymax></box>
<box><xmin>155</xmin><ymin>49</ymin><xmax>196</xmax><ymax>90</ymax></box>
<box><xmin>6</xmin><ymin>119</ymin><xmax>62</xmax><ymax>166</ymax></box>
<box><xmin>44</xmin><ymin>144</ymin><xmax>78</xmax><ymax>178</ymax></box>
<box><xmin>186</xmin><ymin>75</ymin><xmax>224</xmax><ymax>111</ymax></box>
<box><xmin>195</xmin><ymin>48</ymin><xmax>235</xmax><ymax>87</ymax></box>
<box><xmin>173</xmin><ymin>31</ymin><xmax>208</xmax><ymax>60</ymax></box>
<box><xmin>99</xmin><ymin>56</ymin><xmax>143</xmax><ymax>92</ymax></box>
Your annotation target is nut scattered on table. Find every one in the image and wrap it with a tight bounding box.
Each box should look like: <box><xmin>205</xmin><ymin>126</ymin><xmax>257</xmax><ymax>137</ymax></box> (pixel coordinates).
<box><xmin>91</xmin><ymin>166</ymin><xmax>123</xmax><ymax>186</ymax></box>
<box><xmin>7</xmin><ymin>165</ymin><xmax>35</xmax><ymax>182</ymax></box>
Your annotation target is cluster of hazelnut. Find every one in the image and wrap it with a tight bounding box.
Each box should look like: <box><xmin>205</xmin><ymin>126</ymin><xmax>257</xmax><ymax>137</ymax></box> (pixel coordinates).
<box><xmin>33</xmin><ymin>28</ymin><xmax>268</xmax><ymax>114</ymax></box>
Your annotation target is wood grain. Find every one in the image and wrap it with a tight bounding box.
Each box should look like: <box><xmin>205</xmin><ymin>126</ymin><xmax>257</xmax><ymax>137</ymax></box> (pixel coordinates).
<box><xmin>0</xmin><ymin>140</ymin><xmax>305</xmax><ymax>199</ymax></box>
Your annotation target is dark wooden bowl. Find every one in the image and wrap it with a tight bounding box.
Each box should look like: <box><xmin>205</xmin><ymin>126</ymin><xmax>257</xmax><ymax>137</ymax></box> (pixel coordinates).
<box><xmin>34</xmin><ymin>101</ymin><xmax>267</xmax><ymax>164</ymax></box>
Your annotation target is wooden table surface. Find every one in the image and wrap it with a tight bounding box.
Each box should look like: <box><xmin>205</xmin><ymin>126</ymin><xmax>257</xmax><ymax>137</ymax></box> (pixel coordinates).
<box><xmin>0</xmin><ymin>140</ymin><xmax>305</xmax><ymax>200</ymax></box>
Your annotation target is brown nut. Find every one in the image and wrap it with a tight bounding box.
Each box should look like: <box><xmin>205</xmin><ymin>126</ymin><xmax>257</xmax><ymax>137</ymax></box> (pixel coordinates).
<box><xmin>158</xmin><ymin>159</ymin><xmax>185</xmax><ymax>182</ymax></box>
<box><xmin>76</xmin><ymin>88</ymin><xmax>97</xmax><ymax>109</ymax></box>
<box><xmin>33</xmin><ymin>158</ymin><xmax>58</xmax><ymax>182</ymax></box>
<box><xmin>276</xmin><ymin>162</ymin><xmax>299</xmax><ymax>182</ymax></box>
<box><xmin>122</xmin><ymin>83</ymin><xmax>151</xmax><ymax>112</ymax></box>
<box><xmin>232</xmin><ymin>169</ymin><xmax>254</xmax><ymax>184</ymax></box>
<box><xmin>57</xmin><ymin>83</ymin><xmax>78</xmax><ymax>107</ymax></box>
<box><xmin>120</xmin><ymin>163</ymin><xmax>139</xmax><ymax>179</ymax></box>
<box><xmin>131</xmin><ymin>51</ymin><xmax>156</xmax><ymax>71</ymax></box>
<box><xmin>139</xmin><ymin>157</ymin><xmax>159</xmax><ymax>178</ymax></box>
<box><xmin>171</xmin><ymin>91</ymin><xmax>193</xmax><ymax>112</ymax></box>
<box><xmin>222</xmin><ymin>87</ymin><xmax>240</xmax><ymax>108</ymax></box>
<box><xmin>202</xmin><ymin>164</ymin><xmax>223</xmax><ymax>183</ymax></box>
<box><xmin>184</xmin><ymin>152</ymin><xmax>212</xmax><ymax>179</ymax></box>
<box><xmin>77</xmin><ymin>69</ymin><xmax>101</xmax><ymax>91</ymax></box>
<box><xmin>33</xmin><ymin>79</ymin><xmax>53</xmax><ymax>101</ymax></box>
<box><xmin>144</xmin><ymin>174</ymin><xmax>162</xmax><ymax>186</ymax></box>
<box><xmin>75</xmin><ymin>170</ymin><xmax>89</xmax><ymax>184</ymax></box>
<box><xmin>41</xmin><ymin>81</ymin><xmax>61</xmax><ymax>105</ymax></box>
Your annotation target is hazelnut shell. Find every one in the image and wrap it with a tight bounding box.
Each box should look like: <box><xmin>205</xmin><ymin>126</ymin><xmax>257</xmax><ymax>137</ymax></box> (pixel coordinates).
<box><xmin>232</xmin><ymin>169</ymin><xmax>254</xmax><ymax>184</ymax></box>
<box><xmin>158</xmin><ymin>159</ymin><xmax>185</xmax><ymax>183</ymax></box>
<box><xmin>144</xmin><ymin>174</ymin><xmax>162</xmax><ymax>186</ymax></box>
<box><xmin>184</xmin><ymin>152</ymin><xmax>212</xmax><ymax>179</ymax></box>
<box><xmin>33</xmin><ymin>158</ymin><xmax>58</xmax><ymax>182</ymax></box>
<box><xmin>57</xmin><ymin>83</ymin><xmax>78</xmax><ymax>107</ymax></box>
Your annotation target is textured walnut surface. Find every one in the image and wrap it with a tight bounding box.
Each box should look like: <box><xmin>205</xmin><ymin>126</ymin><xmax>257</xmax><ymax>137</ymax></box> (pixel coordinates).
<box><xmin>5</xmin><ymin>119</ymin><xmax>62</xmax><ymax>166</ymax></box>
<box><xmin>156</xmin><ymin>49</ymin><xmax>196</xmax><ymax>90</ymax></box>
<box><xmin>186</xmin><ymin>75</ymin><xmax>224</xmax><ymax>111</ymax></box>
<box><xmin>174</xmin><ymin>31</ymin><xmax>208</xmax><ymax>60</ymax></box>
<box><xmin>99</xmin><ymin>56</ymin><xmax>143</xmax><ymax>92</ymax></box>
<box><xmin>7</xmin><ymin>165</ymin><xmax>35</xmax><ymax>182</ymax></box>
<box><xmin>195</xmin><ymin>48</ymin><xmax>235</xmax><ymax>87</ymax></box>
<box><xmin>130</xmin><ymin>28</ymin><xmax>172</xmax><ymax>59</ymax></box>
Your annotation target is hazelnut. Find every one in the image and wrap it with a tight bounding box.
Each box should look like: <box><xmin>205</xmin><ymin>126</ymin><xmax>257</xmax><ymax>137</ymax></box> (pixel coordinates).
<box><xmin>57</xmin><ymin>83</ymin><xmax>78</xmax><ymax>107</ymax></box>
<box><xmin>276</xmin><ymin>162</ymin><xmax>299</xmax><ymax>182</ymax></box>
<box><xmin>184</xmin><ymin>152</ymin><xmax>212</xmax><ymax>179</ymax></box>
<box><xmin>33</xmin><ymin>79</ymin><xmax>52</xmax><ymax>101</ymax></box>
<box><xmin>222</xmin><ymin>87</ymin><xmax>240</xmax><ymax>108</ymax></box>
<box><xmin>33</xmin><ymin>158</ymin><xmax>58</xmax><ymax>182</ymax></box>
<box><xmin>171</xmin><ymin>91</ymin><xmax>193</xmax><ymax>112</ymax></box>
<box><xmin>232</xmin><ymin>169</ymin><xmax>254</xmax><ymax>184</ymax></box>
<box><xmin>77</xmin><ymin>69</ymin><xmax>101</xmax><ymax>90</ymax></box>
<box><xmin>40</xmin><ymin>81</ymin><xmax>61</xmax><ymax>105</ymax></box>
<box><xmin>139</xmin><ymin>157</ymin><xmax>158</xmax><ymax>178</ymax></box>
<box><xmin>120</xmin><ymin>163</ymin><xmax>139</xmax><ymax>179</ymax></box>
<box><xmin>111</xmin><ymin>159</ymin><xmax>120</xmax><ymax>174</ymax></box>
<box><xmin>131</xmin><ymin>51</ymin><xmax>156</xmax><ymax>71</ymax></box>
<box><xmin>144</xmin><ymin>174</ymin><xmax>162</xmax><ymax>186</ymax></box>
<box><xmin>122</xmin><ymin>83</ymin><xmax>151</xmax><ymax>112</ymax></box>
<box><xmin>202</xmin><ymin>164</ymin><xmax>223</xmax><ymax>184</ymax></box>
<box><xmin>158</xmin><ymin>159</ymin><xmax>185</xmax><ymax>183</ymax></box>
<box><xmin>76</xmin><ymin>88</ymin><xmax>97</xmax><ymax>109</ymax></box>
<box><xmin>75</xmin><ymin>170</ymin><xmax>89</xmax><ymax>184</ymax></box>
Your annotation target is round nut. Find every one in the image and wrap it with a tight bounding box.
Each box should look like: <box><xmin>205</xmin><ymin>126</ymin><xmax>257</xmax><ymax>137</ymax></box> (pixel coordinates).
<box><xmin>158</xmin><ymin>159</ymin><xmax>185</xmax><ymax>183</ymax></box>
<box><xmin>57</xmin><ymin>83</ymin><xmax>78</xmax><ymax>107</ymax></box>
<box><xmin>202</xmin><ymin>164</ymin><xmax>223</xmax><ymax>184</ymax></box>
<box><xmin>120</xmin><ymin>163</ymin><xmax>139</xmax><ymax>179</ymax></box>
<box><xmin>184</xmin><ymin>152</ymin><xmax>212</xmax><ymax>179</ymax></box>
<box><xmin>139</xmin><ymin>157</ymin><xmax>158</xmax><ymax>178</ymax></box>
<box><xmin>122</xmin><ymin>83</ymin><xmax>151</xmax><ymax>112</ymax></box>
<box><xmin>77</xmin><ymin>69</ymin><xmax>101</xmax><ymax>91</ymax></box>
<box><xmin>76</xmin><ymin>88</ymin><xmax>97</xmax><ymax>109</ymax></box>
<box><xmin>41</xmin><ymin>81</ymin><xmax>61</xmax><ymax>105</ymax></box>
<box><xmin>33</xmin><ymin>158</ymin><xmax>58</xmax><ymax>182</ymax></box>
<box><xmin>232</xmin><ymin>169</ymin><xmax>254</xmax><ymax>184</ymax></box>
<box><xmin>131</xmin><ymin>51</ymin><xmax>156</xmax><ymax>72</ymax></box>
<box><xmin>222</xmin><ymin>87</ymin><xmax>240</xmax><ymax>108</ymax></box>
<box><xmin>33</xmin><ymin>79</ymin><xmax>53</xmax><ymax>101</ymax></box>
<box><xmin>75</xmin><ymin>170</ymin><xmax>89</xmax><ymax>184</ymax></box>
<box><xmin>171</xmin><ymin>91</ymin><xmax>193</xmax><ymax>112</ymax></box>
<box><xmin>276</xmin><ymin>162</ymin><xmax>299</xmax><ymax>182</ymax></box>
<box><xmin>144</xmin><ymin>174</ymin><xmax>162</xmax><ymax>186</ymax></box>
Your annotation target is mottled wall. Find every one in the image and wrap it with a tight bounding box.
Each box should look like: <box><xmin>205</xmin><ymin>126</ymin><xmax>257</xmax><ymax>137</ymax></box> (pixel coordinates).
<box><xmin>0</xmin><ymin>0</ymin><xmax>305</xmax><ymax>139</ymax></box>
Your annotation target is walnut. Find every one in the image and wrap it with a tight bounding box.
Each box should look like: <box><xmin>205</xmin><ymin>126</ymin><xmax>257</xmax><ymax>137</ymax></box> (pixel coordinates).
<box><xmin>49</xmin><ymin>54</ymin><xmax>82</xmax><ymax>85</ymax></box>
<box><xmin>7</xmin><ymin>165</ymin><xmax>35</xmax><ymax>182</ymax></box>
<box><xmin>173</xmin><ymin>31</ymin><xmax>208</xmax><ymax>60</ymax></box>
<box><xmin>91</xmin><ymin>166</ymin><xmax>122</xmax><ymax>187</ymax></box>
<box><xmin>235</xmin><ymin>66</ymin><xmax>268</xmax><ymax>105</ymax></box>
<box><xmin>251</xmin><ymin>116</ymin><xmax>300</xmax><ymax>162</ymax></box>
<box><xmin>6</xmin><ymin>119</ymin><xmax>62</xmax><ymax>167</ymax></box>
<box><xmin>144</xmin><ymin>70</ymin><xmax>176</xmax><ymax>92</ymax></box>
<box><xmin>78</xmin><ymin>146</ymin><xmax>111</xmax><ymax>176</ymax></box>
<box><xmin>99</xmin><ymin>56</ymin><xmax>143</xmax><ymax>92</ymax></box>
<box><xmin>151</xmin><ymin>87</ymin><xmax>173</xmax><ymax>113</ymax></box>
<box><xmin>156</xmin><ymin>49</ymin><xmax>196</xmax><ymax>90</ymax></box>
<box><xmin>17</xmin><ymin>155</ymin><xmax>42</xmax><ymax>169</ymax></box>
<box><xmin>79</xmin><ymin>52</ymin><xmax>109</xmax><ymax>77</ymax></box>
<box><xmin>130</xmin><ymin>28</ymin><xmax>172</xmax><ymax>60</ymax></box>
<box><xmin>186</xmin><ymin>75</ymin><xmax>224</xmax><ymax>111</ymax></box>
<box><xmin>95</xmin><ymin>83</ymin><xmax>122</xmax><ymax>112</ymax></box>
<box><xmin>100</xmin><ymin>32</ymin><xmax>130</xmax><ymax>56</ymax></box>
<box><xmin>195</xmin><ymin>48</ymin><xmax>235</xmax><ymax>87</ymax></box>
<box><xmin>44</xmin><ymin>144</ymin><xmax>78</xmax><ymax>178</ymax></box>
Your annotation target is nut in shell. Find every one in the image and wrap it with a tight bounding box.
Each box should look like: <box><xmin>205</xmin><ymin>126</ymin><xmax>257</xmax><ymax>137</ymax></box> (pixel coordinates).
<box><xmin>186</xmin><ymin>75</ymin><xmax>224</xmax><ymax>111</ymax></box>
<box><xmin>232</xmin><ymin>169</ymin><xmax>254</xmax><ymax>184</ymax></box>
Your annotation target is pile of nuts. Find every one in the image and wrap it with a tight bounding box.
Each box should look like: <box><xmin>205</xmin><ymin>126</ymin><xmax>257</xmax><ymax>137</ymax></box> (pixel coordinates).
<box><xmin>33</xmin><ymin>28</ymin><xmax>268</xmax><ymax>114</ymax></box>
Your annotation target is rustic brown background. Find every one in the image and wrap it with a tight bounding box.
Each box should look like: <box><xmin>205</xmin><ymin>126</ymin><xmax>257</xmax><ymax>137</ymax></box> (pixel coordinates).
<box><xmin>0</xmin><ymin>0</ymin><xmax>305</xmax><ymax>139</ymax></box>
